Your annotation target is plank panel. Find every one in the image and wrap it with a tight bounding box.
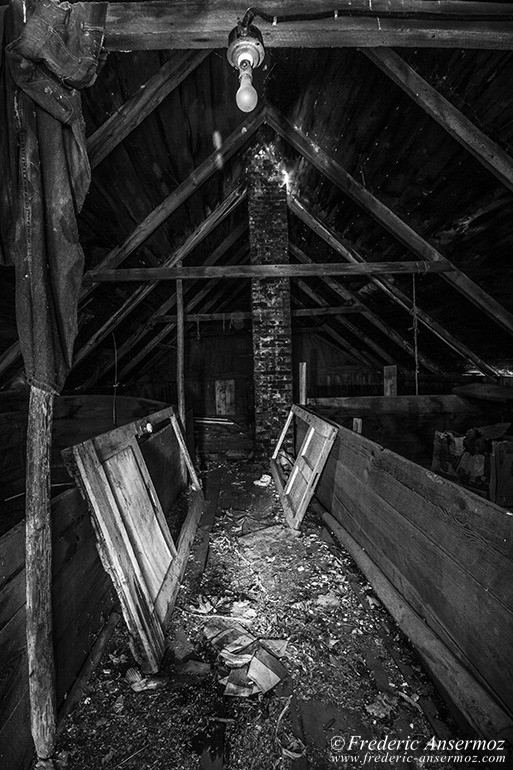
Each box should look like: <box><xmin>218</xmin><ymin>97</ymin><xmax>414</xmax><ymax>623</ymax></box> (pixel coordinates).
<box><xmin>303</xmin><ymin>415</ymin><xmax>513</xmax><ymax>721</ymax></box>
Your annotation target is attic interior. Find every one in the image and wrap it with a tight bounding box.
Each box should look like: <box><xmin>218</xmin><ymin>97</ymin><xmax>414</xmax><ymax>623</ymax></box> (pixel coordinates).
<box><xmin>1</xmin><ymin>1</ymin><xmax>513</xmax><ymax>768</ymax></box>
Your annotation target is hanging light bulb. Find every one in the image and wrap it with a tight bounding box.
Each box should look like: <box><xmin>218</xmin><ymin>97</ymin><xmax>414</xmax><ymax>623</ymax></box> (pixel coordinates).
<box><xmin>227</xmin><ymin>23</ymin><xmax>265</xmax><ymax>113</ymax></box>
<box><xmin>236</xmin><ymin>59</ymin><xmax>258</xmax><ymax>112</ymax></box>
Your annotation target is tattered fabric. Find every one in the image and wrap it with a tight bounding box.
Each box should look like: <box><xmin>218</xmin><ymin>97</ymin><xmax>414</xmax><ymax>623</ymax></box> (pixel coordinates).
<box><xmin>0</xmin><ymin>0</ymin><xmax>107</xmax><ymax>394</ymax></box>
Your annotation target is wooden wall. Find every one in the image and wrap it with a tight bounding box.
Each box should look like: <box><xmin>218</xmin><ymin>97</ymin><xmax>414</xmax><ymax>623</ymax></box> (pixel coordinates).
<box><xmin>309</xmin><ymin>394</ymin><xmax>510</xmax><ymax>462</ymax></box>
<box><xmin>298</xmin><ymin>410</ymin><xmax>513</xmax><ymax>731</ymax></box>
<box><xmin>0</xmin><ymin>396</ymin><xmax>185</xmax><ymax>769</ymax></box>
<box><xmin>0</xmin><ymin>490</ymin><xmax>116</xmax><ymax>769</ymax></box>
<box><xmin>0</xmin><ymin>393</ymin><xmax>171</xmax><ymax>536</ymax></box>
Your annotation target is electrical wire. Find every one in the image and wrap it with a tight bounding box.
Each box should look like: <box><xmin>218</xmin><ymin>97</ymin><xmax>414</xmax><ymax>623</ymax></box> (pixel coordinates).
<box><xmin>240</xmin><ymin>4</ymin><xmax>513</xmax><ymax>29</ymax></box>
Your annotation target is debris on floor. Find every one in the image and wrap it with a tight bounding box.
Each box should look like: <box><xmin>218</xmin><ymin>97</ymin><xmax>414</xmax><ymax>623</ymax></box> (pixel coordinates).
<box><xmin>55</xmin><ymin>460</ymin><xmax>475</xmax><ymax>770</ymax></box>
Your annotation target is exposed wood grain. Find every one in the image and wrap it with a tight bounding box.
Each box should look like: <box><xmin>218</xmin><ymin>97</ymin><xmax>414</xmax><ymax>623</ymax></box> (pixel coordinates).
<box><xmin>298</xmin><ymin>362</ymin><xmax>307</xmax><ymax>406</ymax></box>
<box><xmin>67</xmin><ymin>440</ymin><xmax>166</xmax><ymax>673</ymax></box>
<box><xmin>84</xmin><ymin>260</ymin><xmax>454</xmax><ymax>282</ymax></box>
<box><xmin>268</xmin><ymin>107</ymin><xmax>513</xmax><ymax>342</ymax></box>
<box><xmin>25</xmin><ymin>386</ymin><xmax>56</xmax><ymax>761</ymax></box>
<box><xmin>289</xmin><ymin>195</ymin><xmax>498</xmax><ymax>378</ymax></box>
<box><xmin>306</xmin><ymin>416</ymin><xmax>513</xmax><ymax>721</ymax></box>
<box><xmin>318</xmin><ymin>505</ymin><xmax>513</xmax><ymax>739</ymax></box>
<box><xmin>363</xmin><ymin>48</ymin><xmax>513</xmax><ymax>195</ymax></box>
<box><xmin>102</xmin><ymin>1</ymin><xmax>513</xmax><ymax>51</ymax></box>
<box><xmin>87</xmin><ymin>51</ymin><xmax>211</xmax><ymax>168</ymax></box>
<box><xmin>152</xmin><ymin>306</ymin><xmax>364</xmax><ymax>322</ymax></box>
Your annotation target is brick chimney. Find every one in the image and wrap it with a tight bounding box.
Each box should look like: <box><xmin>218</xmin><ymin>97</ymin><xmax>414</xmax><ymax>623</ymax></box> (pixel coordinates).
<box><xmin>247</xmin><ymin>143</ymin><xmax>293</xmax><ymax>455</ymax></box>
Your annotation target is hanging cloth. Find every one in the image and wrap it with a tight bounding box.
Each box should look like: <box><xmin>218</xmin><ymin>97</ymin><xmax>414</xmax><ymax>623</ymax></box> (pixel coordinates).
<box><xmin>0</xmin><ymin>0</ymin><xmax>107</xmax><ymax>393</ymax></box>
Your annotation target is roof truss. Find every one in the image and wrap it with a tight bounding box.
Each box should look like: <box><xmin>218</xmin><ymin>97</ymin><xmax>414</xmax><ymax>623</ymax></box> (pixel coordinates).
<box><xmin>101</xmin><ymin>1</ymin><xmax>513</xmax><ymax>51</ymax></box>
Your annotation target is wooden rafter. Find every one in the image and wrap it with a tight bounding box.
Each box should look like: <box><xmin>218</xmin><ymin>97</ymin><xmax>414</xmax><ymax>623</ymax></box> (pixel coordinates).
<box><xmin>101</xmin><ymin>1</ymin><xmax>513</xmax><ymax>51</ymax></box>
<box><xmin>294</xmin><ymin>277</ymin><xmax>395</xmax><ymax>367</ymax></box>
<box><xmin>267</xmin><ymin>106</ymin><xmax>513</xmax><ymax>342</ymax></box>
<box><xmin>79</xmin><ymin>227</ymin><xmax>248</xmax><ymax>391</ymax></box>
<box><xmin>84</xmin><ymin>260</ymin><xmax>453</xmax><ymax>282</ymax></box>
<box><xmin>73</xmin><ymin>186</ymin><xmax>246</xmax><ymax>368</ymax></box>
<box><xmin>363</xmin><ymin>48</ymin><xmax>513</xmax><ymax>195</ymax></box>
<box><xmin>87</xmin><ymin>51</ymin><xmax>211</xmax><ymax>169</ymax></box>
<box><xmin>289</xmin><ymin>240</ymin><xmax>442</xmax><ymax>375</ymax></box>
<box><xmin>290</xmin><ymin>195</ymin><xmax>498</xmax><ymax>379</ymax></box>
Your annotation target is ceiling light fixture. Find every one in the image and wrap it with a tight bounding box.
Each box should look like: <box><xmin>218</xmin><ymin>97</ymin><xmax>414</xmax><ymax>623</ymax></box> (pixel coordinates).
<box><xmin>227</xmin><ymin>21</ymin><xmax>265</xmax><ymax>113</ymax></box>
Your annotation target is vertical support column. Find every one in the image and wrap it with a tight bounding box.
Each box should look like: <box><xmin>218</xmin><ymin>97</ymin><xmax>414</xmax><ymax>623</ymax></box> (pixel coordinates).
<box><xmin>176</xmin><ymin>266</ymin><xmax>187</xmax><ymax>483</ymax></box>
<box><xmin>176</xmin><ymin>267</ymin><xmax>186</xmax><ymax>428</ymax></box>
<box><xmin>26</xmin><ymin>385</ymin><xmax>57</xmax><ymax>763</ymax></box>
<box><xmin>298</xmin><ymin>361</ymin><xmax>307</xmax><ymax>405</ymax></box>
<box><xmin>248</xmin><ymin>144</ymin><xmax>293</xmax><ymax>455</ymax></box>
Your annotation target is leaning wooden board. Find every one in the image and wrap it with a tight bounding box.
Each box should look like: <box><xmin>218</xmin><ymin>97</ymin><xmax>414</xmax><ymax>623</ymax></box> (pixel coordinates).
<box><xmin>271</xmin><ymin>405</ymin><xmax>338</xmax><ymax>530</ymax></box>
<box><xmin>64</xmin><ymin>407</ymin><xmax>203</xmax><ymax>673</ymax></box>
<box><xmin>296</xmin><ymin>410</ymin><xmax>513</xmax><ymax>733</ymax></box>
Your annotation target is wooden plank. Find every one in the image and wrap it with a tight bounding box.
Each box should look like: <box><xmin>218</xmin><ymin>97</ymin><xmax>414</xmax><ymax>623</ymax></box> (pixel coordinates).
<box><xmin>176</xmin><ymin>269</ymin><xmax>186</xmax><ymax>430</ymax></box>
<box><xmin>87</xmin><ymin>51</ymin><xmax>210</xmax><ymax>169</ymax></box>
<box><xmin>363</xmin><ymin>48</ymin><xmax>513</xmax><ymax>195</ymax></box>
<box><xmin>289</xmin><ymin>196</ymin><xmax>498</xmax><ymax>378</ymax></box>
<box><xmin>298</xmin><ymin>362</ymin><xmax>307</xmax><ymax>406</ymax></box>
<box><xmin>215</xmin><ymin>379</ymin><xmax>235</xmax><ymax>416</ymax></box>
<box><xmin>68</xmin><ymin>440</ymin><xmax>165</xmax><ymax>672</ymax></box>
<box><xmin>102</xmin><ymin>1</ymin><xmax>513</xmax><ymax>51</ymax></box>
<box><xmin>153</xmin><ymin>306</ymin><xmax>364</xmax><ymax>322</ymax></box>
<box><xmin>309</xmin><ymin>419</ymin><xmax>513</xmax><ymax>718</ymax></box>
<box><xmin>84</xmin><ymin>259</ymin><xmax>454</xmax><ymax>282</ymax></box>
<box><xmin>159</xmin><ymin>488</ymin><xmax>204</xmax><ymax>626</ymax></box>
<box><xmin>383</xmin><ymin>364</ymin><xmax>398</xmax><ymax>396</ymax></box>
<box><xmin>318</xmin><ymin>504</ymin><xmax>513</xmax><ymax>740</ymax></box>
<box><xmin>25</xmin><ymin>386</ymin><xmax>56</xmax><ymax>762</ymax></box>
<box><xmin>268</xmin><ymin>107</ymin><xmax>513</xmax><ymax>343</ymax></box>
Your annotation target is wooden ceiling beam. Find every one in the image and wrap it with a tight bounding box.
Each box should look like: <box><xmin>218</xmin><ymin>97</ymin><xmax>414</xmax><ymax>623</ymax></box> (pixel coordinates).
<box><xmin>84</xmin><ymin>260</ymin><xmax>453</xmax><ymax>282</ymax></box>
<box><xmin>87</xmin><ymin>51</ymin><xmax>211</xmax><ymax>169</ymax></box>
<box><xmin>290</xmin><ymin>241</ymin><xmax>442</xmax><ymax>375</ymax></box>
<box><xmin>290</xmin><ymin>195</ymin><xmax>498</xmax><ymax>379</ymax></box>
<box><xmin>295</xmin><ymin>278</ymin><xmax>395</xmax><ymax>367</ymax></box>
<box><xmin>363</xmin><ymin>48</ymin><xmax>513</xmax><ymax>195</ymax></box>
<box><xmin>102</xmin><ymin>1</ymin><xmax>513</xmax><ymax>51</ymax></box>
<box><xmin>78</xmin><ymin>228</ymin><xmax>248</xmax><ymax>391</ymax></box>
<box><xmin>74</xmin><ymin>186</ymin><xmax>245</xmax><ymax>368</ymax></box>
<box><xmin>267</xmin><ymin>106</ymin><xmax>513</xmax><ymax>341</ymax></box>
<box><xmin>152</xmin><ymin>306</ymin><xmax>363</xmax><ymax>322</ymax></box>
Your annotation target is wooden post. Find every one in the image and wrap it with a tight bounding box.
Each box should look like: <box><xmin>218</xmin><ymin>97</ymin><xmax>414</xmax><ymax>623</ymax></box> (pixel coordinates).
<box><xmin>298</xmin><ymin>361</ymin><xmax>307</xmax><ymax>405</ymax></box>
<box><xmin>176</xmin><ymin>265</ymin><xmax>186</xmax><ymax>429</ymax></box>
<box><xmin>352</xmin><ymin>417</ymin><xmax>363</xmax><ymax>434</ymax></box>
<box><xmin>384</xmin><ymin>364</ymin><xmax>398</xmax><ymax>396</ymax></box>
<box><xmin>25</xmin><ymin>385</ymin><xmax>57</xmax><ymax>762</ymax></box>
